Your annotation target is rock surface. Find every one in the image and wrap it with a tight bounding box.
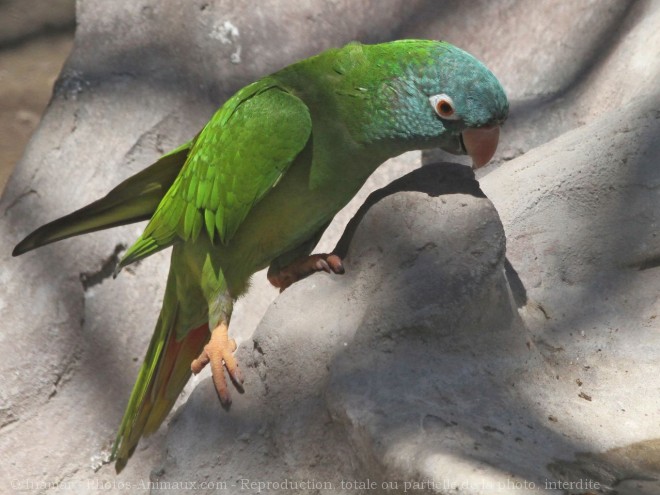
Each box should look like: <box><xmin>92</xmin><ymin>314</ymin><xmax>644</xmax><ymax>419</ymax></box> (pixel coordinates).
<box><xmin>0</xmin><ymin>0</ymin><xmax>659</xmax><ymax>494</ymax></box>
<box><xmin>480</xmin><ymin>94</ymin><xmax>660</xmax><ymax>494</ymax></box>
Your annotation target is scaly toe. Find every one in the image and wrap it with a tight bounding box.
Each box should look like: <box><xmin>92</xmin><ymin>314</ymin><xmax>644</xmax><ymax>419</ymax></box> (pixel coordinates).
<box><xmin>191</xmin><ymin>349</ymin><xmax>210</xmax><ymax>375</ymax></box>
<box><xmin>221</xmin><ymin>346</ymin><xmax>244</xmax><ymax>387</ymax></box>
<box><xmin>190</xmin><ymin>323</ymin><xmax>243</xmax><ymax>406</ymax></box>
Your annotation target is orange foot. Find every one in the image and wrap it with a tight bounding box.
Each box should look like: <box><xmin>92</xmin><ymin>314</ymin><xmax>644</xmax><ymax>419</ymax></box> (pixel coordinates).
<box><xmin>268</xmin><ymin>253</ymin><xmax>345</xmax><ymax>292</ymax></box>
<box><xmin>191</xmin><ymin>322</ymin><xmax>243</xmax><ymax>407</ymax></box>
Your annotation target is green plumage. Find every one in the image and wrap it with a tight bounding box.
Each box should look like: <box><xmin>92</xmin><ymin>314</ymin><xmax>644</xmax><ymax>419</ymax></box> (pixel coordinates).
<box><xmin>12</xmin><ymin>39</ymin><xmax>508</xmax><ymax>472</ymax></box>
<box><xmin>120</xmin><ymin>82</ymin><xmax>312</xmax><ymax>268</ymax></box>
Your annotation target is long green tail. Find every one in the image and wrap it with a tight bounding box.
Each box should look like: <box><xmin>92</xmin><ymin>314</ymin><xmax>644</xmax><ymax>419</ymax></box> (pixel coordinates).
<box><xmin>110</xmin><ymin>238</ymin><xmax>232</xmax><ymax>473</ymax></box>
<box><xmin>12</xmin><ymin>142</ymin><xmax>191</xmax><ymax>256</ymax></box>
<box><xmin>110</xmin><ymin>257</ymin><xmax>209</xmax><ymax>472</ymax></box>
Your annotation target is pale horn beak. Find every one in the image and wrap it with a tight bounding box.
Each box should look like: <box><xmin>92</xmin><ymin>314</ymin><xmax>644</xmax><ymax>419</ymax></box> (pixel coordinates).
<box><xmin>462</xmin><ymin>125</ymin><xmax>500</xmax><ymax>169</ymax></box>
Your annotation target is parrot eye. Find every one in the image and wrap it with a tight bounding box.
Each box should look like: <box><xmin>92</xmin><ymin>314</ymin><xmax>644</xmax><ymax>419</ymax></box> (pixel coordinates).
<box><xmin>429</xmin><ymin>94</ymin><xmax>459</xmax><ymax>120</ymax></box>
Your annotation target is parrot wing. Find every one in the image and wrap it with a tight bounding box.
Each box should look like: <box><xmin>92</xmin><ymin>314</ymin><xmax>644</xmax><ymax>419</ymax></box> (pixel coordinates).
<box><xmin>12</xmin><ymin>141</ymin><xmax>193</xmax><ymax>256</ymax></box>
<box><xmin>118</xmin><ymin>82</ymin><xmax>312</xmax><ymax>268</ymax></box>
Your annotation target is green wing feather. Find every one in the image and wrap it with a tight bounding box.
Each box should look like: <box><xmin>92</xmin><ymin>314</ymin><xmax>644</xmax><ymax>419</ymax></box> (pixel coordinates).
<box><xmin>12</xmin><ymin>142</ymin><xmax>192</xmax><ymax>256</ymax></box>
<box><xmin>118</xmin><ymin>81</ymin><xmax>312</xmax><ymax>269</ymax></box>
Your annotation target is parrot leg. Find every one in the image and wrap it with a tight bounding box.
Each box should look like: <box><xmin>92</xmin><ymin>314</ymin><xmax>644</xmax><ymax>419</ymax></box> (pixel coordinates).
<box><xmin>267</xmin><ymin>253</ymin><xmax>345</xmax><ymax>292</ymax></box>
<box><xmin>191</xmin><ymin>322</ymin><xmax>244</xmax><ymax>406</ymax></box>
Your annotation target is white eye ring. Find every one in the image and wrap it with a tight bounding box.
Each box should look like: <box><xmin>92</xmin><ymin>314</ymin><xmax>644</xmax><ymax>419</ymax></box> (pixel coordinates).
<box><xmin>429</xmin><ymin>93</ymin><xmax>460</xmax><ymax>120</ymax></box>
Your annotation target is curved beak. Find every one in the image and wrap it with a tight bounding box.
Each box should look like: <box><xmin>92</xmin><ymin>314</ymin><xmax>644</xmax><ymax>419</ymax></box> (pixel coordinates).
<box><xmin>462</xmin><ymin>125</ymin><xmax>500</xmax><ymax>169</ymax></box>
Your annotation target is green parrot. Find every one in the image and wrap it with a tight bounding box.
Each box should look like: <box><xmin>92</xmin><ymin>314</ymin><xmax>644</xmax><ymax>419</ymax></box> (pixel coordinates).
<box><xmin>12</xmin><ymin>39</ymin><xmax>508</xmax><ymax>471</ymax></box>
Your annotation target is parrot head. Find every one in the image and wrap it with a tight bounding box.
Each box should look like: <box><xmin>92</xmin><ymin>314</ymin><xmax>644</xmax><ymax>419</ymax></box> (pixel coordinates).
<box><xmin>362</xmin><ymin>40</ymin><xmax>509</xmax><ymax>168</ymax></box>
<box><xmin>426</xmin><ymin>42</ymin><xmax>509</xmax><ymax>168</ymax></box>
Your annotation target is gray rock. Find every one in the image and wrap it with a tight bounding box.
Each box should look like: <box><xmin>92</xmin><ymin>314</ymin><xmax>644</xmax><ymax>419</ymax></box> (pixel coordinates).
<box><xmin>480</xmin><ymin>93</ymin><xmax>660</xmax><ymax>493</ymax></box>
<box><xmin>1</xmin><ymin>0</ymin><xmax>659</xmax><ymax>492</ymax></box>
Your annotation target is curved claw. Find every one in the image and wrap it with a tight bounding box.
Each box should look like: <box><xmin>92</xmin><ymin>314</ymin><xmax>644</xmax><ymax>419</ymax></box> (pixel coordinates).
<box><xmin>325</xmin><ymin>254</ymin><xmax>345</xmax><ymax>274</ymax></box>
<box><xmin>191</xmin><ymin>322</ymin><xmax>243</xmax><ymax>407</ymax></box>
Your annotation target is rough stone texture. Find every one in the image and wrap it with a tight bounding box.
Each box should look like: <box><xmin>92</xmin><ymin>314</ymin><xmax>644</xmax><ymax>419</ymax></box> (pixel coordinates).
<box><xmin>479</xmin><ymin>94</ymin><xmax>660</xmax><ymax>493</ymax></box>
<box><xmin>0</xmin><ymin>0</ymin><xmax>659</xmax><ymax>493</ymax></box>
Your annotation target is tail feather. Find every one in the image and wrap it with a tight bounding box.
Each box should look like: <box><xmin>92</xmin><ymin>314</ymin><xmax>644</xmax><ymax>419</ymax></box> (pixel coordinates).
<box><xmin>111</xmin><ymin>312</ymin><xmax>209</xmax><ymax>473</ymax></box>
<box><xmin>143</xmin><ymin>322</ymin><xmax>210</xmax><ymax>434</ymax></box>
<box><xmin>12</xmin><ymin>141</ymin><xmax>192</xmax><ymax>256</ymax></box>
<box><xmin>111</xmin><ymin>252</ymin><xmax>212</xmax><ymax>473</ymax></box>
<box><xmin>110</xmin><ymin>226</ymin><xmax>230</xmax><ymax>473</ymax></box>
